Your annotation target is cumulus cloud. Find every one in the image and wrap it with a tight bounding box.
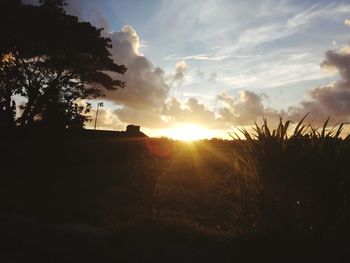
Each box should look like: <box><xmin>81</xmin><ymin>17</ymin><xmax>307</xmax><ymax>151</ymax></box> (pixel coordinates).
<box><xmin>109</xmin><ymin>26</ymin><xmax>141</xmax><ymax>59</ymax></box>
<box><xmin>103</xmin><ymin>26</ymin><xmax>170</xmax><ymax>125</ymax></box>
<box><xmin>217</xmin><ymin>91</ymin><xmax>280</xmax><ymax>126</ymax></box>
<box><xmin>163</xmin><ymin>96</ymin><xmax>219</xmax><ymax>128</ymax></box>
<box><xmin>340</xmin><ymin>45</ymin><xmax>350</xmax><ymax>54</ymax></box>
<box><xmin>173</xmin><ymin>61</ymin><xmax>188</xmax><ymax>83</ymax></box>
<box><xmin>95</xmin><ymin>20</ymin><xmax>350</xmax><ymax>131</ymax></box>
<box><xmin>288</xmin><ymin>49</ymin><xmax>350</xmax><ymax>125</ymax></box>
<box><xmin>99</xmin><ymin>26</ymin><xmax>225</xmax><ymax>129</ymax></box>
<box><xmin>217</xmin><ymin>46</ymin><xmax>350</xmax><ymax>127</ymax></box>
<box><xmin>85</xmin><ymin>108</ymin><xmax>123</xmax><ymax>131</ymax></box>
<box><xmin>114</xmin><ymin>106</ymin><xmax>167</xmax><ymax>129</ymax></box>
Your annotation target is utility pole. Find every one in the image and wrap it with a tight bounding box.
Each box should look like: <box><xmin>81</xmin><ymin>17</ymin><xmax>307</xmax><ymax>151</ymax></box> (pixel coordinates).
<box><xmin>94</xmin><ymin>102</ymin><xmax>103</xmax><ymax>130</ymax></box>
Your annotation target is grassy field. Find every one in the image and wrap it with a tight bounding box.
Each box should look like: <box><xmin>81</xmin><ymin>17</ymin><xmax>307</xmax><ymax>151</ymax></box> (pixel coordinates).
<box><xmin>1</xmin><ymin>123</ymin><xmax>350</xmax><ymax>261</ymax></box>
<box><xmin>0</xmin><ymin>132</ymin><xmax>239</xmax><ymax>231</ymax></box>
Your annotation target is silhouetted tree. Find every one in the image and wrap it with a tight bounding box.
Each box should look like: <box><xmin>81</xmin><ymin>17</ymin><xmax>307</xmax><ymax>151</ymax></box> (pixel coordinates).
<box><xmin>0</xmin><ymin>54</ymin><xmax>17</xmax><ymax>127</ymax></box>
<box><xmin>0</xmin><ymin>0</ymin><xmax>126</xmax><ymax>128</ymax></box>
<box><xmin>39</xmin><ymin>0</ymin><xmax>67</xmax><ymax>12</ymax></box>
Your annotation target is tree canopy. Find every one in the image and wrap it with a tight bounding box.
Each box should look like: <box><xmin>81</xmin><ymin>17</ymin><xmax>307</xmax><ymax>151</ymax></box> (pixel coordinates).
<box><xmin>0</xmin><ymin>0</ymin><xmax>126</xmax><ymax>128</ymax></box>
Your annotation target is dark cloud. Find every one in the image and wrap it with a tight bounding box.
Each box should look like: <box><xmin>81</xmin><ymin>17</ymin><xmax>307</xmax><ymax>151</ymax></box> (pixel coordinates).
<box><xmin>288</xmin><ymin>49</ymin><xmax>350</xmax><ymax>125</ymax></box>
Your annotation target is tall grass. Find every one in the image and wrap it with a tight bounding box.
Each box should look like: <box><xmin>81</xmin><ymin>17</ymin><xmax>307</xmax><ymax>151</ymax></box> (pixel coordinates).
<box><xmin>227</xmin><ymin>116</ymin><xmax>350</xmax><ymax>239</ymax></box>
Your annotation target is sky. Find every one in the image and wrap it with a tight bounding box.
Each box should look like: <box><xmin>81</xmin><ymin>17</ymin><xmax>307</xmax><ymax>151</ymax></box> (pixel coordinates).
<box><xmin>33</xmin><ymin>0</ymin><xmax>350</xmax><ymax>138</ymax></box>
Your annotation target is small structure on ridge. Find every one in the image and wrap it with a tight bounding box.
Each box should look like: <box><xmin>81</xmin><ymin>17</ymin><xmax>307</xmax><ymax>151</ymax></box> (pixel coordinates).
<box><xmin>125</xmin><ymin>125</ymin><xmax>147</xmax><ymax>138</ymax></box>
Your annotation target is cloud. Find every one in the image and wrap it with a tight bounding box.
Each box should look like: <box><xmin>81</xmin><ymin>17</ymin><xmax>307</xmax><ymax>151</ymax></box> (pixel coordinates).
<box><xmin>163</xmin><ymin>54</ymin><xmax>230</xmax><ymax>61</ymax></box>
<box><xmin>218</xmin><ymin>3</ymin><xmax>350</xmax><ymax>56</ymax></box>
<box><xmin>222</xmin><ymin>51</ymin><xmax>325</xmax><ymax>90</ymax></box>
<box><xmin>162</xmin><ymin>96</ymin><xmax>219</xmax><ymax>128</ymax></box>
<box><xmin>105</xmin><ymin>25</ymin><xmax>170</xmax><ymax>113</ymax></box>
<box><xmin>71</xmin><ymin>25</ymin><xmax>171</xmax><ymax>129</ymax></box>
<box><xmin>89</xmin><ymin>22</ymin><xmax>350</xmax><ymax>130</ymax></box>
<box><xmin>173</xmin><ymin>61</ymin><xmax>188</xmax><ymax>83</ymax></box>
<box><xmin>218</xmin><ymin>46</ymin><xmax>350</xmax><ymax>127</ymax></box>
<box><xmin>85</xmin><ymin>108</ymin><xmax>123</xmax><ymax>131</ymax></box>
<box><xmin>209</xmin><ymin>73</ymin><xmax>217</xmax><ymax>83</ymax></box>
<box><xmin>114</xmin><ymin>106</ymin><xmax>167</xmax><ymax>129</ymax></box>
<box><xmin>341</xmin><ymin>45</ymin><xmax>350</xmax><ymax>54</ymax></box>
<box><xmin>288</xmin><ymin>49</ymin><xmax>350</xmax><ymax>125</ymax></box>
<box><xmin>217</xmin><ymin>91</ymin><xmax>280</xmax><ymax>126</ymax></box>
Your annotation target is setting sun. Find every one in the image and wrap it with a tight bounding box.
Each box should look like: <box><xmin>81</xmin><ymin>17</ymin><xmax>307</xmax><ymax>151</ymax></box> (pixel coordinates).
<box><xmin>162</xmin><ymin>124</ymin><xmax>214</xmax><ymax>141</ymax></box>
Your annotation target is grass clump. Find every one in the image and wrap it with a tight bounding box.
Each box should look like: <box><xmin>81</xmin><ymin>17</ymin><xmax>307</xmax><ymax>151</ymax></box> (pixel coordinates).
<box><xmin>227</xmin><ymin>115</ymin><xmax>350</xmax><ymax>239</ymax></box>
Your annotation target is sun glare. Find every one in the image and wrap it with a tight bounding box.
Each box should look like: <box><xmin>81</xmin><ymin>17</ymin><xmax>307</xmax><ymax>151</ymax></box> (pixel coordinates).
<box><xmin>163</xmin><ymin>124</ymin><xmax>214</xmax><ymax>141</ymax></box>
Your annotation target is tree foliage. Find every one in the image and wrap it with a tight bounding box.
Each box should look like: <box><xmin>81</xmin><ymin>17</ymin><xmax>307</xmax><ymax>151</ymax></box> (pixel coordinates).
<box><xmin>0</xmin><ymin>0</ymin><xmax>126</xmax><ymax>128</ymax></box>
<box><xmin>0</xmin><ymin>54</ymin><xmax>17</xmax><ymax>127</ymax></box>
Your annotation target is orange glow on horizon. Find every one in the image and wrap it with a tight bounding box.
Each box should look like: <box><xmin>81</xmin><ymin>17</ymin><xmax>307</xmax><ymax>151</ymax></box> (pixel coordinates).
<box><xmin>160</xmin><ymin>124</ymin><xmax>215</xmax><ymax>141</ymax></box>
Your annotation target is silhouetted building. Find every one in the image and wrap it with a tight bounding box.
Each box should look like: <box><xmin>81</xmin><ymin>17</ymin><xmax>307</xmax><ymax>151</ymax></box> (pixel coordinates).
<box><xmin>126</xmin><ymin>125</ymin><xmax>140</xmax><ymax>134</ymax></box>
<box><xmin>125</xmin><ymin>125</ymin><xmax>146</xmax><ymax>137</ymax></box>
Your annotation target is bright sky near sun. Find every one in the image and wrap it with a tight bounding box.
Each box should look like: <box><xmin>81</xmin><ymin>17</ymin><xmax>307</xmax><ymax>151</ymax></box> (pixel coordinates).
<box><xmin>27</xmin><ymin>0</ymin><xmax>350</xmax><ymax>140</ymax></box>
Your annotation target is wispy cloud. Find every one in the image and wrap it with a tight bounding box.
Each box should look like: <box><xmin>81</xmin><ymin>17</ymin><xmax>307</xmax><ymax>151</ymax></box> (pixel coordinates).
<box><xmin>217</xmin><ymin>3</ymin><xmax>350</xmax><ymax>55</ymax></box>
<box><xmin>163</xmin><ymin>54</ymin><xmax>231</xmax><ymax>61</ymax></box>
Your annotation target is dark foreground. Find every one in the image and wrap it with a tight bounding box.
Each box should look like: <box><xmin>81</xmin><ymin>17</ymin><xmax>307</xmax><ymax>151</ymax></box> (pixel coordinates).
<box><xmin>1</xmin><ymin>214</ymin><xmax>349</xmax><ymax>263</ymax></box>
<box><xmin>1</xmin><ymin>128</ymin><xmax>350</xmax><ymax>262</ymax></box>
